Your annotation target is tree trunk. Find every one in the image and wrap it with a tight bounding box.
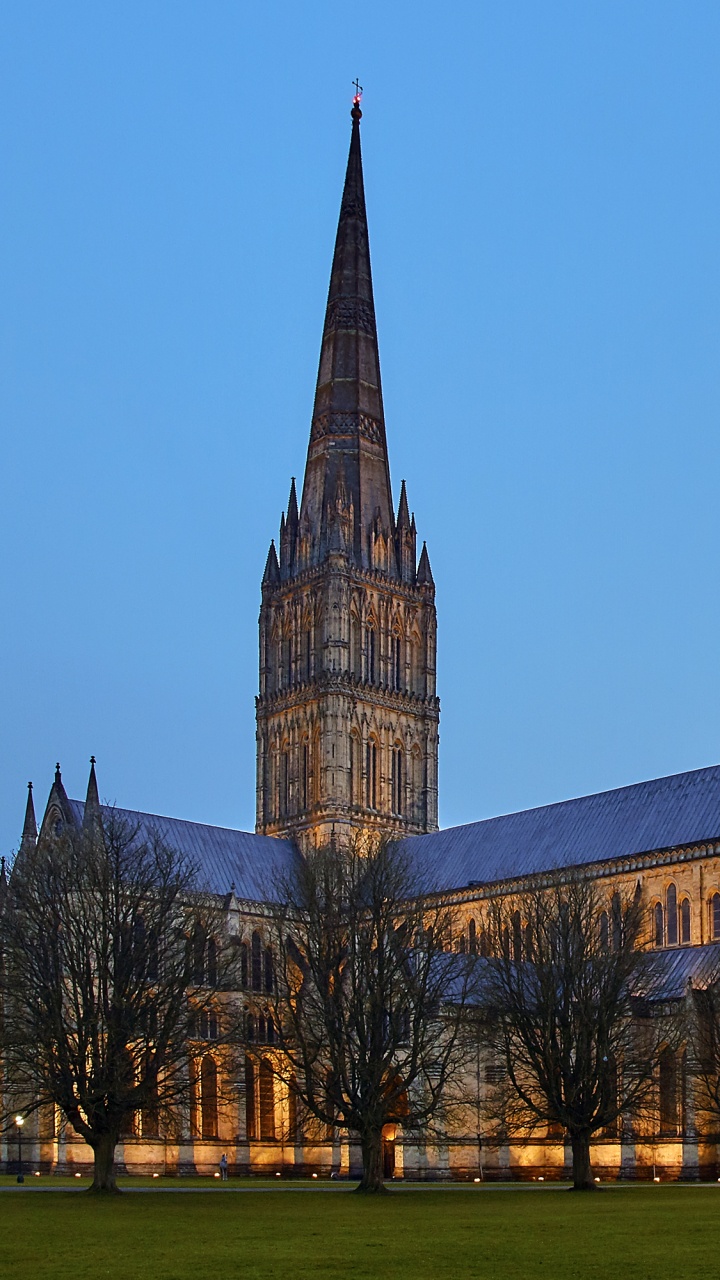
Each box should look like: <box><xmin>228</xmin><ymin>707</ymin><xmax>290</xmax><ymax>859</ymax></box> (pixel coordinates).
<box><xmin>355</xmin><ymin>1129</ymin><xmax>386</xmax><ymax>1194</ymax></box>
<box><xmin>569</xmin><ymin>1130</ymin><xmax>596</xmax><ymax>1191</ymax></box>
<box><xmin>89</xmin><ymin>1131</ymin><xmax>120</xmax><ymax>1194</ymax></box>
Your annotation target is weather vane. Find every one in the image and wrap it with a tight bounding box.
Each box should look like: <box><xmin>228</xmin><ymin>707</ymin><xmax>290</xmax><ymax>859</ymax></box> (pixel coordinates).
<box><xmin>352</xmin><ymin>78</ymin><xmax>363</xmax><ymax>103</ymax></box>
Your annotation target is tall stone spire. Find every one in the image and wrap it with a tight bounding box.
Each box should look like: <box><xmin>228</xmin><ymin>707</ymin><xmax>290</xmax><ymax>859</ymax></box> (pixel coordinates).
<box><xmin>297</xmin><ymin>96</ymin><xmax>396</xmax><ymax>573</ymax></box>
<box><xmin>257</xmin><ymin>95</ymin><xmax>439</xmax><ymax>848</ymax></box>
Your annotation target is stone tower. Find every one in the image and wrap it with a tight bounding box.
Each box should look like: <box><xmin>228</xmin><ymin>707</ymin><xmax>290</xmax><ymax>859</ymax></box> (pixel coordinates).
<box><xmin>255</xmin><ymin>98</ymin><xmax>439</xmax><ymax>848</ymax></box>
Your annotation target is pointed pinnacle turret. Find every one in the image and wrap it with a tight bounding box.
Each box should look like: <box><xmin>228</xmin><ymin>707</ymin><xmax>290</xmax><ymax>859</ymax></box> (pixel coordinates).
<box><xmin>22</xmin><ymin>781</ymin><xmax>37</xmax><ymax>844</ymax></box>
<box><xmin>397</xmin><ymin>480</ymin><xmax>410</xmax><ymax>528</ymax></box>
<box><xmin>262</xmin><ymin>540</ymin><xmax>280</xmax><ymax>588</ymax></box>
<box><xmin>298</xmin><ymin>97</ymin><xmax>395</xmax><ymax>572</ymax></box>
<box><xmin>417</xmin><ymin>541</ymin><xmax>434</xmax><ymax>587</ymax></box>
<box><xmin>83</xmin><ymin>756</ymin><xmax>100</xmax><ymax>829</ymax></box>
<box><xmin>287</xmin><ymin>476</ymin><xmax>298</xmax><ymax>526</ymax></box>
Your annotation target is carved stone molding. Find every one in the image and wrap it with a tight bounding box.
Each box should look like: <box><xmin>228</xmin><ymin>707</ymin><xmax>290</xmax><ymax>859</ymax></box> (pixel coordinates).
<box><xmin>310</xmin><ymin>411</ymin><xmax>383</xmax><ymax>446</ymax></box>
<box><xmin>324</xmin><ymin>296</ymin><xmax>376</xmax><ymax>336</ymax></box>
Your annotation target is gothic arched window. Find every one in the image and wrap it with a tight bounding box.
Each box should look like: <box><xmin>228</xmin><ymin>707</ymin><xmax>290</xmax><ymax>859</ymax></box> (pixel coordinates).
<box><xmin>512</xmin><ymin>911</ymin><xmax>523</xmax><ymax>962</ymax></box>
<box><xmin>245</xmin><ymin>1056</ymin><xmax>256</xmax><ymax>1140</ymax></box>
<box><xmin>251</xmin><ymin>931</ymin><xmax>262</xmax><ymax>992</ymax></box>
<box><xmin>391</xmin><ymin>744</ymin><xmax>404</xmax><ymax>816</ymax></box>
<box><xmin>680</xmin><ymin>897</ymin><xmax>691</xmax><ymax>945</ymax></box>
<box><xmin>366</xmin><ymin>738</ymin><xmax>378</xmax><ymax>810</ymax></box>
<box><xmin>259</xmin><ymin>1059</ymin><xmax>276</xmax><ymax>1140</ymax></box>
<box><xmin>206</xmin><ymin>937</ymin><xmax>217</xmax><ymax>988</ymax></box>
<box><xmin>666</xmin><ymin>884</ymin><xmax>678</xmax><ymax>946</ymax></box>
<box><xmin>654</xmin><ymin>902</ymin><xmax>664</xmax><ymax>948</ymax></box>
<box><xmin>713</xmin><ymin>893</ymin><xmax>720</xmax><ymax>940</ymax></box>
<box><xmin>611</xmin><ymin>892</ymin><xmax>622</xmax><ymax>951</ymax></box>
<box><xmin>264</xmin><ymin>945</ymin><xmax>274</xmax><ymax>994</ymax></box>
<box><xmin>468</xmin><ymin>918</ymin><xmax>477</xmax><ymax>954</ymax></box>
<box><xmin>350</xmin><ymin>731</ymin><xmax>361</xmax><ymax>806</ymax></box>
<box><xmin>392</xmin><ymin>633</ymin><xmax>402</xmax><ymax>691</ymax></box>
<box><xmin>350</xmin><ymin>614</ymin><xmax>361</xmax><ymax>678</ymax></box>
<box><xmin>599</xmin><ymin>910</ymin><xmax>609</xmax><ymax>950</ymax></box>
<box><xmin>659</xmin><ymin>1046</ymin><xmax>677</xmax><ymax>1135</ymax></box>
<box><xmin>366</xmin><ymin>623</ymin><xmax>376</xmax><ymax>684</ymax></box>
<box><xmin>301</xmin><ymin>738</ymin><xmax>309</xmax><ymax>811</ymax></box>
<box><xmin>280</xmin><ymin>748</ymin><xmax>289</xmax><ymax>817</ymax></box>
<box><xmin>200</xmin><ymin>1056</ymin><xmax>218</xmax><ymax>1139</ymax></box>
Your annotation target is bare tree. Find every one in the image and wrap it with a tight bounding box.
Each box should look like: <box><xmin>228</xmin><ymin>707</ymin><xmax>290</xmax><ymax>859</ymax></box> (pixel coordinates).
<box><xmin>687</xmin><ymin>981</ymin><xmax>720</xmax><ymax>1136</ymax></box>
<box><xmin>0</xmin><ymin>810</ymin><xmax>232</xmax><ymax>1192</ymax></box>
<box><xmin>264</xmin><ymin>836</ymin><xmax>475</xmax><ymax>1192</ymax></box>
<box><xmin>480</xmin><ymin>876</ymin><xmax>666</xmax><ymax>1189</ymax></box>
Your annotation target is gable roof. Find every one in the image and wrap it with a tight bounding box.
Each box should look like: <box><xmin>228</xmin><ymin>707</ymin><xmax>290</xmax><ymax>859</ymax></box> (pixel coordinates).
<box><xmin>402</xmin><ymin>765</ymin><xmax>720</xmax><ymax>894</ymax></box>
<box><xmin>66</xmin><ymin>800</ymin><xmax>299</xmax><ymax>903</ymax></box>
<box><xmin>59</xmin><ymin>764</ymin><xmax>720</xmax><ymax>904</ymax></box>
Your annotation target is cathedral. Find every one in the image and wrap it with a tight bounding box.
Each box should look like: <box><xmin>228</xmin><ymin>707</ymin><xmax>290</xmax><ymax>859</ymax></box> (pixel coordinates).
<box><xmin>5</xmin><ymin>96</ymin><xmax>720</xmax><ymax>1182</ymax></box>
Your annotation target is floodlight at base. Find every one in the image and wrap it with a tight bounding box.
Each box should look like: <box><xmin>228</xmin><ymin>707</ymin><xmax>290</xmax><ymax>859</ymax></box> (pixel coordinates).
<box><xmin>75</xmin><ymin>1172</ymin><xmax>82</xmax><ymax>1178</ymax></box>
<box><xmin>594</xmin><ymin>1177</ymin><xmax>600</xmax><ymax>1182</ymax></box>
<box><xmin>153</xmin><ymin>1173</ymin><xmax>159</xmax><ymax>1178</ymax></box>
<box><xmin>214</xmin><ymin>1172</ymin><xmax>220</xmax><ymax>1178</ymax></box>
<box><xmin>538</xmin><ymin>1176</ymin><xmax>544</xmax><ymax>1181</ymax></box>
<box><xmin>312</xmin><ymin>1173</ymin><xmax>318</xmax><ymax>1178</ymax></box>
<box><xmin>654</xmin><ymin>1176</ymin><xmax>660</xmax><ymax>1182</ymax></box>
<box><xmin>474</xmin><ymin>1177</ymin><xmax>481</xmax><ymax>1183</ymax></box>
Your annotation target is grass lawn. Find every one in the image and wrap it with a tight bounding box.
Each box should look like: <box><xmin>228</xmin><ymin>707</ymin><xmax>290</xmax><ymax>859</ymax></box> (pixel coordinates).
<box><xmin>1</xmin><ymin>1182</ymin><xmax>719</xmax><ymax>1279</ymax></box>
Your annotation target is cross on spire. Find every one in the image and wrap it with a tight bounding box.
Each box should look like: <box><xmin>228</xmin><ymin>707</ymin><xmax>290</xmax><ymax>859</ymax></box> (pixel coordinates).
<box><xmin>352</xmin><ymin>78</ymin><xmax>363</xmax><ymax>102</ymax></box>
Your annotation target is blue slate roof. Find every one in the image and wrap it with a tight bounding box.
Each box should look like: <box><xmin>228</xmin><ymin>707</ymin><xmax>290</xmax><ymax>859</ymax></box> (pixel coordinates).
<box><xmin>402</xmin><ymin>765</ymin><xmax>720</xmax><ymax>894</ymax></box>
<box><xmin>67</xmin><ymin>800</ymin><xmax>299</xmax><ymax>902</ymax></box>
<box><xmin>66</xmin><ymin>764</ymin><xmax>720</xmax><ymax>901</ymax></box>
<box><xmin>633</xmin><ymin>943</ymin><xmax>720</xmax><ymax>1001</ymax></box>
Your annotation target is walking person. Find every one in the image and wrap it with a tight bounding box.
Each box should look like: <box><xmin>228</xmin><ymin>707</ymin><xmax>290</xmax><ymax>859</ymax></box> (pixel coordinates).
<box><xmin>219</xmin><ymin>1153</ymin><xmax>228</xmax><ymax>1182</ymax></box>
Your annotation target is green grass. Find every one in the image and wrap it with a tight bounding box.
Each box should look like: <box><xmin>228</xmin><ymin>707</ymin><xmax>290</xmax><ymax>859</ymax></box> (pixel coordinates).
<box><xmin>1</xmin><ymin>1183</ymin><xmax>719</xmax><ymax>1279</ymax></box>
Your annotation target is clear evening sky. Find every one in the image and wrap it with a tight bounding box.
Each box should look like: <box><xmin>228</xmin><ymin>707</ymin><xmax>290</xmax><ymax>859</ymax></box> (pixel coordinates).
<box><xmin>2</xmin><ymin>2</ymin><xmax>719</xmax><ymax>857</ymax></box>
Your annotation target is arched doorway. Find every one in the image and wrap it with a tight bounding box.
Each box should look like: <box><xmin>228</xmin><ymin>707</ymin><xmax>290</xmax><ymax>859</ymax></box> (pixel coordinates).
<box><xmin>382</xmin><ymin>1124</ymin><xmax>396</xmax><ymax>1179</ymax></box>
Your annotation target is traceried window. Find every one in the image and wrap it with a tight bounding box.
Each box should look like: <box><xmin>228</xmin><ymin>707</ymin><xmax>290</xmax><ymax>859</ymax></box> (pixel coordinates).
<box><xmin>468</xmin><ymin>918</ymin><xmax>477</xmax><ymax>954</ymax></box>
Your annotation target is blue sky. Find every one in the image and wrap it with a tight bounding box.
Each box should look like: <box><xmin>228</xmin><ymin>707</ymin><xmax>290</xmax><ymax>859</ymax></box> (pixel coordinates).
<box><xmin>2</xmin><ymin>1</ymin><xmax>719</xmax><ymax>855</ymax></box>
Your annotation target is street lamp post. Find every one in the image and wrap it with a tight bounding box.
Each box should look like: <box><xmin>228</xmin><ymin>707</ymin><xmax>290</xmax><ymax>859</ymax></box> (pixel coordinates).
<box><xmin>15</xmin><ymin>1115</ymin><xmax>24</xmax><ymax>1184</ymax></box>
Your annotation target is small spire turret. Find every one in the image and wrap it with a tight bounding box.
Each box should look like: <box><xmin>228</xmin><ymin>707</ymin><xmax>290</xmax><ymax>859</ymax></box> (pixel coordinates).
<box><xmin>22</xmin><ymin>781</ymin><xmax>38</xmax><ymax>844</ymax></box>
<box><xmin>83</xmin><ymin>756</ymin><xmax>100</xmax><ymax>829</ymax></box>
<box><xmin>262</xmin><ymin>540</ymin><xmax>280</xmax><ymax>588</ymax></box>
<box><xmin>417</xmin><ymin>541</ymin><xmax>435</xmax><ymax>587</ymax></box>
